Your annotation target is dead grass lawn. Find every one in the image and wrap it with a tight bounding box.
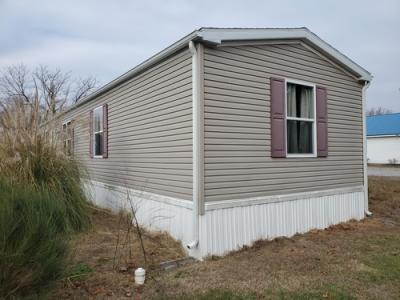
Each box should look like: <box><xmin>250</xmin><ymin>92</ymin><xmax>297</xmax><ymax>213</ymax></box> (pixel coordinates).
<box><xmin>51</xmin><ymin>177</ymin><xmax>400</xmax><ymax>299</ymax></box>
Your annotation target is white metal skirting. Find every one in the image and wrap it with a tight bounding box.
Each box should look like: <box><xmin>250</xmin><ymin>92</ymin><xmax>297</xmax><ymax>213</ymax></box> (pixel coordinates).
<box><xmin>85</xmin><ymin>181</ymin><xmax>193</xmax><ymax>245</ymax></box>
<box><xmin>197</xmin><ymin>189</ymin><xmax>365</xmax><ymax>258</ymax></box>
<box><xmin>85</xmin><ymin>181</ymin><xmax>365</xmax><ymax>259</ymax></box>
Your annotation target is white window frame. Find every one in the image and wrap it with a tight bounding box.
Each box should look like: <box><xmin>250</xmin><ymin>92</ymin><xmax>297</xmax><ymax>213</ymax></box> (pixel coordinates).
<box><xmin>285</xmin><ymin>78</ymin><xmax>317</xmax><ymax>158</ymax></box>
<box><xmin>62</xmin><ymin>120</ymin><xmax>73</xmax><ymax>156</ymax></box>
<box><xmin>93</xmin><ymin>106</ymin><xmax>104</xmax><ymax>159</ymax></box>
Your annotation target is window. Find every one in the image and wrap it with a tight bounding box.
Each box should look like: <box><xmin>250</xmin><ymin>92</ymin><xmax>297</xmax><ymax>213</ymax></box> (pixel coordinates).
<box><xmin>286</xmin><ymin>81</ymin><xmax>316</xmax><ymax>156</ymax></box>
<box><xmin>62</xmin><ymin>121</ymin><xmax>73</xmax><ymax>156</ymax></box>
<box><xmin>93</xmin><ymin>106</ymin><xmax>103</xmax><ymax>157</ymax></box>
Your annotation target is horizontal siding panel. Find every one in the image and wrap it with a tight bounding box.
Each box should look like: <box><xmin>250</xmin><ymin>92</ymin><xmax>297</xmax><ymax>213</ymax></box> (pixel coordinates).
<box><xmin>92</xmin><ymin>170</ymin><xmax>191</xmax><ymax>186</ymax></box>
<box><xmin>78</xmin><ymin>161</ymin><xmax>192</xmax><ymax>170</ymax></box>
<box><xmin>110</xmin><ymin>76</ymin><xmax>192</xmax><ymax>116</ymax></box>
<box><xmin>245</xmin><ymin>45</ymin><xmax>361</xmax><ymax>86</ymax></box>
<box><xmin>205</xmin><ymin>92</ymin><xmax>267</xmax><ymax>107</ymax></box>
<box><xmin>111</xmin><ymin>107</ymin><xmax>192</xmax><ymax>129</ymax></box>
<box><xmin>91</xmin><ymin>168</ymin><xmax>191</xmax><ymax>183</ymax></box>
<box><xmin>205</xmin><ymin>182</ymin><xmax>363</xmax><ymax>202</ymax></box>
<box><xmin>93</xmin><ymin>176</ymin><xmax>192</xmax><ymax>199</ymax></box>
<box><xmin>205</xmin><ymin>156</ymin><xmax>361</xmax><ymax>164</ymax></box>
<box><xmin>265</xmin><ymin>44</ymin><xmax>358</xmax><ymax>80</ymax></box>
<box><xmin>205</xmin><ymin>165</ymin><xmax>362</xmax><ymax>176</ymax></box>
<box><xmin>110</xmin><ymin>120</ymin><xmax>192</xmax><ymax>138</ymax></box>
<box><xmin>111</xmin><ymin>114</ymin><xmax>192</xmax><ymax>134</ymax></box>
<box><xmin>205</xmin><ymin>176</ymin><xmax>362</xmax><ymax>196</ymax></box>
<box><xmin>205</xmin><ymin>168</ymin><xmax>363</xmax><ymax>183</ymax></box>
<box><xmin>205</xmin><ymin>112</ymin><xmax>268</xmax><ymax>123</ymax></box>
<box><xmin>204</xmin><ymin>105</ymin><xmax>267</xmax><ymax>117</ymax></box>
<box><xmin>204</xmin><ymin>98</ymin><xmax>266</xmax><ymax>112</ymax></box>
<box><xmin>205</xmin><ymin>119</ymin><xmax>269</xmax><ymax>129</ymax></box>
<box><xmin>204</xmin><ymin>41</ymin><xmax>363</xmax><ymax>202</ymax></box>
<box><xmin>206</xmin><ymin>47</ymin><xmax>362</xmax><ymax>96</ymax></box>
<box><xmin>110</xmin><ymin>127</ymin><xmax>192</xmax><ymax>142</ymax></box>
<box><xmin>62</xmin><ymin>48</ymin><xmax>193</xmax><ymax>200</ymax></box>
<box><xmin>205</xmin><ymin>132</ymin><xmax>270</xmax><ymax>140</ymax></box>
<box><xmin>110</xmin><ymin>86</ymin><xmax>192</xmax><ymax>119</ymax></box>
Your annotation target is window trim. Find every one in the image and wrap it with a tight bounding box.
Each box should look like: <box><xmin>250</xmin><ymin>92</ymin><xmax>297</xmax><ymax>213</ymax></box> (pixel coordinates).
<box><xmin>93</xmin><ymin>106</ymin><xmax>104</xmax><ymax>159</ymax></box>
<box><xmin>284</xmin><ymin>78</ymin><xmax>317</xmax><ymax>158</ymax></box>
<box><xmin>62</xmin><ymin>120</ymin><xmax>73</xmax><ymax>156</ymax></box>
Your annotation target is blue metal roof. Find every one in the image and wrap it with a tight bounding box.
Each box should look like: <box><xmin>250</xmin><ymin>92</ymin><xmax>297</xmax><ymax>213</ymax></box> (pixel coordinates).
<box><xmin>367</xmin><ymin>113</ymin><xmax>400</xmax><ymax>136</ymax></box>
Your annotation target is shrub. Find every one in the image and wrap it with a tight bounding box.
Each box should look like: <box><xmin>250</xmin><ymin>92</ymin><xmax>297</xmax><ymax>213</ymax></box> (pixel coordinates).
<box><xmin>0</xmin><ymin>99</ymin><xmax>90</xmax><ymax>232</ymax></box>
<box><xmin>0</xmin><ymin>179</ymin><xmax>69</xmax><ymax>298</ymax></box>
<box><xmin>0</xmin><ymin>98</ymin><xmax>91</xmax><ymax>297</ymax></box>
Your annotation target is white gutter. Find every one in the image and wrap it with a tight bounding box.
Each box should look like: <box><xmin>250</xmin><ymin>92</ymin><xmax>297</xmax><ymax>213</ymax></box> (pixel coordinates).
<box><xmin>187</xmin><ymin>40</ymin><xmax>200</xmax><ymax>250</ymax></box>
<box><xmin>362</xmin><ymin>80</ymin><xmax>372</xmax><ymax>216</ymax></box>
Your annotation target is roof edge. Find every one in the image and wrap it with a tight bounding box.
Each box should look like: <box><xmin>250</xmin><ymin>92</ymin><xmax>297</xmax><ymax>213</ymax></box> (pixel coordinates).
<box><xmin>60</xmin><ymin>29</ymin><xmax>200</xmax><ymax>116</ymax></box>
<box><xmin>198</xmin><ymin>27</ymin><xmax>372</xmax><ymax>82</ymax></box>
<box><xmin>61</xmin><ymin>27</ymin><xmax>372</xmax><ymax>117</ymax></box>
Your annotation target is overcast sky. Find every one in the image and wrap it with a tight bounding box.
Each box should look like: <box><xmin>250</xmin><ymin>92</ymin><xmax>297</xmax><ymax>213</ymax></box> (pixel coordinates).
<box><xmin>1</xmin><ymin>0</ymin><xmax>399</xmax><ymax>110</ymax></box>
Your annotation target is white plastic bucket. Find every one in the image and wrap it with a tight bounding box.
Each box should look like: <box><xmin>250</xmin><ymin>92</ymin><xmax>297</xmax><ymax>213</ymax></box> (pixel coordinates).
<box><xmin>134</xmin><ymin>267</ymin><xmax>146</xmax><ymax>285</ymax></box>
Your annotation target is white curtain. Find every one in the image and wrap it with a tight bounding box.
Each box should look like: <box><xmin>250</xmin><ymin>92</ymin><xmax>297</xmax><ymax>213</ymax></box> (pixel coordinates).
<box><xmin>287</xmin><ymin>84</ymin><xmax>313</xmax><ymax>153</ymax></box>
<box><xmin>300</xmin><ymin>87</ymin><xmax>313</xmax><ymax>118</ymax></box>
<box><xmin>287</xmin><ymin>84</ymin><xmax>298</xmax><ymax>152</ymax></box>
<box><xmin>287</xmin><ymin>83</ymin><xmax>297</xmax><ymax>117</ymax></box>
<box><xmin>299</xmin><ymin>122</ymin><xmax>312</xmax><ymax>153</ymax></box>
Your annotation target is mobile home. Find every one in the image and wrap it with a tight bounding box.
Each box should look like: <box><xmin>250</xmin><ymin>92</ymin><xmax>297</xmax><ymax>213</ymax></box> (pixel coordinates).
<box><xmin>60</xmin><ymin>28</ymin><xmax>372</xmax><ymax>258</ymax></box>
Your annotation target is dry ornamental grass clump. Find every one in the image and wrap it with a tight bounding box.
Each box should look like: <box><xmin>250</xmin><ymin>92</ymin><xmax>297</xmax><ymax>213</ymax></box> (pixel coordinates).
<box><xmin>0</xmin><ymin>98</ymin><xmax>91</xmax><ymax>298</ymax></box>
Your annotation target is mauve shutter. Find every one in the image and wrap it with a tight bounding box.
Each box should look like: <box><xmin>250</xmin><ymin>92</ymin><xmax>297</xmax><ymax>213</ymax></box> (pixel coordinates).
<box><xmin>270</xmin><ymin>77</ymin><xmax>286</xmax><ymax>158</ymax></box>
<box><xmin>102</xmin><ymin>104</ymin><xmax>108</xmax><ymax>158</ymax></box>
<box><xmin>316</xmin><ymin>86</ymin><xmax>328</xmax><ymax>157</ymax></box>
<box><xmin>89</xmin><ymin>110</ymin><xmax>93</xmax><ymax>158</ymax></box>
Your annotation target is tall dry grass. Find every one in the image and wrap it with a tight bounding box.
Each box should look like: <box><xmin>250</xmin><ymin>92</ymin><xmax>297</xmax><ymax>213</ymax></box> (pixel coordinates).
<box><xmin>0</xmin><ymin>98</ymin><xmax>91</xmax><ymax>297</ymax></box>
<box><xmin>0</xmin><ymin>99</ymin><xmax>90</xmax><ymax>231</ymax></box>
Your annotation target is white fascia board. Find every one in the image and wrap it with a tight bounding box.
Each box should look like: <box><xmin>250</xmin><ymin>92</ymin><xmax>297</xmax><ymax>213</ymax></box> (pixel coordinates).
<box><xmin>198</xmin><ymin>28</ymin><xmax>372</xmax><ymax>82</ymax></box>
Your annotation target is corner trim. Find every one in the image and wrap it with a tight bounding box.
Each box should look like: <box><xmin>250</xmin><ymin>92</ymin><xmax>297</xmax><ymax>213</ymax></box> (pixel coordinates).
<box><xmin>205</xmin><ymin>186</ymin><xmax>364</xmax><ymax>211</ymax></box>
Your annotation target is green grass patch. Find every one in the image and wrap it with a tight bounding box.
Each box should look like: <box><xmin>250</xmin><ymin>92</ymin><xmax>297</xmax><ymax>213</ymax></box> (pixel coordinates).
<box><xmin>356</xmin><ymin>235</ymin><xmax>400</xmax><ymax>283</ymax></box>
<box><xmin>265</xmin><ymin>286</ymin><xmax>355</xmax><ymax>300</ymax></box>
<box><xmin>66</xmin><ymin>262</ymin><xmax>94</xmax><ymax>280</ymax></box>
<box><xmin>156</xmin><ymin>290</ymin><xmax>257</xmax><ymax>300</ymax></box>
<box><xmin>156</xmin><ymin>285</ymin><xmax>355</xmax><ymax>300</ymax></box>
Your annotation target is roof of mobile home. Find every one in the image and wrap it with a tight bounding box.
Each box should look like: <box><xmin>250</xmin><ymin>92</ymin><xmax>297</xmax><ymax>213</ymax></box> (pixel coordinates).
<box><xmin>367</xmin><ymin>113</ymin><xmax>400</xmax><ymax>137</ymax></box>
<box><xmin>64</xmin><ymin>27</ymin><xmax>372</xmax><ymax>114</ymax></box>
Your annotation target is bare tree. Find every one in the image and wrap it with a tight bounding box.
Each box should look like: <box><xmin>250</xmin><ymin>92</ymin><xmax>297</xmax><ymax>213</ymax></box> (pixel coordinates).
<box><xmin>0</xmin><ymin>64</ymin><xmax>98</xmax><ymax>120</ymax></box>
<box><xmin>367</xmin><ymin>107</ymin><xmax>393</xmax><ymax>116</ymax></box>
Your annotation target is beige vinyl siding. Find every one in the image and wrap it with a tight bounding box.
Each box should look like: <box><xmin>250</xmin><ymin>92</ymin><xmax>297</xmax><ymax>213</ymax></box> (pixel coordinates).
<box><xmin>63</xmin><ymin>48</ymin><xmax>193</xmax><ymax>200</ymax></box>
<box><xmin>204</xmin><ymin>42</ymin><xmax>364</xmax><ymax>202</ymax></box>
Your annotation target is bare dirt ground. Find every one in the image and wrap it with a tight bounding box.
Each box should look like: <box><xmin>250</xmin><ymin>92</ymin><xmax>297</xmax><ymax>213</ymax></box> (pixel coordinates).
<box><xmin>49</xmin><ymin>209</ymin><xmax>186</xmax><ymax>299</ymax></box>
<box><xmin>51</xmin><ymin>177</ymin><xmax>400</xmax><ymax>299</ymax></box>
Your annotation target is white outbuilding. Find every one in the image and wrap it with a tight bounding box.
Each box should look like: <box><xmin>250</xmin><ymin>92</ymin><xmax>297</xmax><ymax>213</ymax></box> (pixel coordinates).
<box><xmin>367</xmin><ymin>113</ymin><xmax>400</xmax><ymax>165</ymax></box>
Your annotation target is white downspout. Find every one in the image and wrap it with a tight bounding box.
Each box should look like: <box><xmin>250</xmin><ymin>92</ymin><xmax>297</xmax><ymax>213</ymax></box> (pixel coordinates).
<box><xmin>187</xmin><ymin>41</ymin><xmax>200</xmax><ymax>249</ymax></box>
<box><xmin>362</xmin><ymin>80</ymin><xmax>372</xmax><ymax>216</ymax></box>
